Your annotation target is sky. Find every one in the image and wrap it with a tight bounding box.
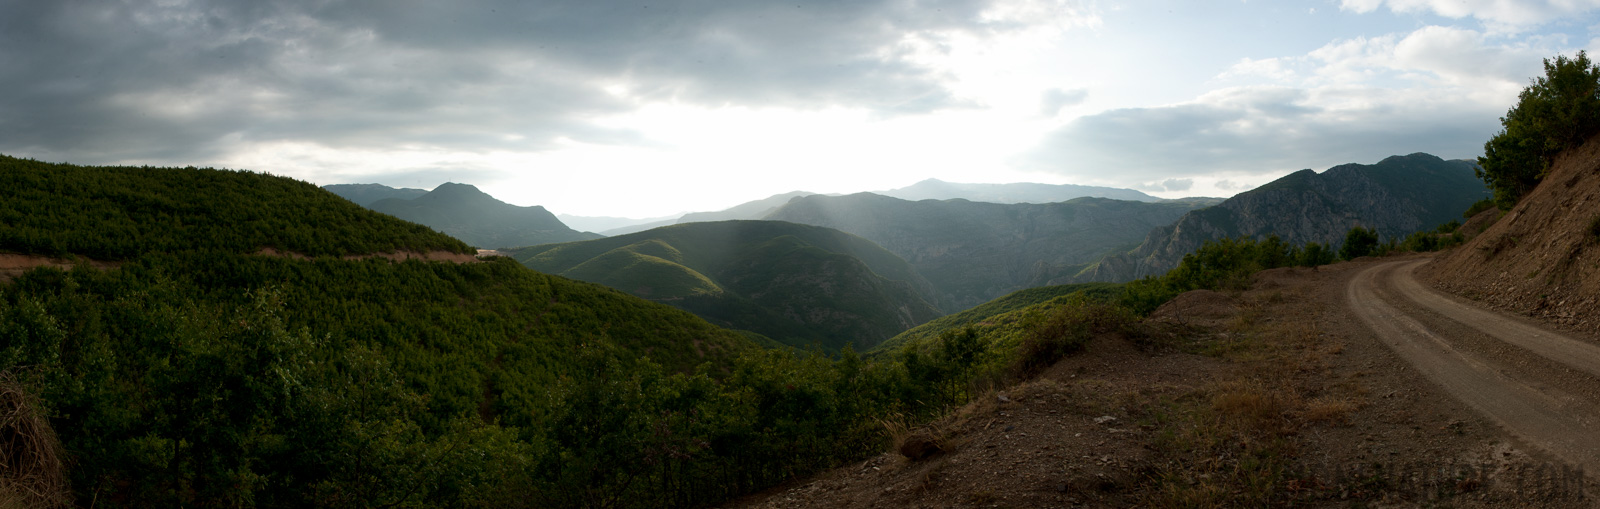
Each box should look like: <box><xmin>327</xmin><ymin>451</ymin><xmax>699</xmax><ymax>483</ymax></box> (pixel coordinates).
<box><xmin>3</xmin><ymin>0</ymin><xmax>1599</xmax><ymax>218</ymax></box>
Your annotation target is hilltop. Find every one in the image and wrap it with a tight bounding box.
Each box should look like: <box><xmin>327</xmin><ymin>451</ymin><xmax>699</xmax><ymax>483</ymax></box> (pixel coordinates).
<box><xmin>1079</xmin><ymin>153</ymin><xmax>1488</xmax><ymax>282</ymax></box>
<box><xmin>509</xmin><ymin>220</ymin><xmax>942</xmax><ymax>351</ymax></box>
<box><xmin>764</xmin><ymin>193</ymin><xmax>1208</xmax><ymax>310</ymax></box>
<box><xmin>0</xmin><ymin>155</ymin><xmax>472</xmax><ymax>259</ymax></box>
<box><xmin>366</xmin><ymin>182</ymin><xmax>601</xmax><ymax>248</ymax></box>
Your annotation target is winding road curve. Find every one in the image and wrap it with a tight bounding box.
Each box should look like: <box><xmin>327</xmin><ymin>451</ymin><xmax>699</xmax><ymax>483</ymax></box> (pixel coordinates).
<box><xmin>1348</xmin><ymin>260</ymin><xmax>1600</xmax><ymax>473</ymax></box>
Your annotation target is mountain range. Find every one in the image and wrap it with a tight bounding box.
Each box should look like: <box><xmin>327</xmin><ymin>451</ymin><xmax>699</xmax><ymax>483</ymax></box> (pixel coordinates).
<box><xmin>507</xmin><ymin>220</ymin><xmax>942</xmax><ymax>351</ymax></box>
<box><xmin>1075</xmin><ymin>153</ymin><xmax>1490</xmax><ymax>282</ymax></box>
<box><xmin>331</xmin><ymin>182</ymin><xmax>601</xmax><ymax>249</ymax></box>
<box><xmin>764</xmin><ymin>193</ymin><xmax>1215</xmax><ymax>310</ymax></box>
<box><xmin>874</xmin><ymin>178</ymin><xmax>1160</xmax><ymax>203</ymax></box>
<box><xmin>324</xmin><ymin>183</ymin><xmax>428</xmax><ymax>206</ymax></box>
<box><xmin>598</xmin><ymin>191</ymin><xmax>818</xmax><ymax>236</ymax></box>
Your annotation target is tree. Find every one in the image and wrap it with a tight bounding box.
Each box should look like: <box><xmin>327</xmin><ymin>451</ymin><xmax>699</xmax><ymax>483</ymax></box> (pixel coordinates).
<box><xmin>1340</xmin><ymin>227</ymin><xmax>1380</xmax><ymax>260</ymax></box>
<box><xmin>1478</xmin><ymin>52</ymin><xmax>1600</xmax><ymax>209</ymax></box>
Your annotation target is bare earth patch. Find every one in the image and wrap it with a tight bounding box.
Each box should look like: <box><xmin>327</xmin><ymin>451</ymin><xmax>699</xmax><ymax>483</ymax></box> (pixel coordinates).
<box><xmin>0</xmin><ymin>254</ymin><xmax>120</xmax><ymax>281</ymax></box>
<box><xmin>254</xmin><ymin>247</ymin><xmax>482</xmax><ymax>264</ymax></box>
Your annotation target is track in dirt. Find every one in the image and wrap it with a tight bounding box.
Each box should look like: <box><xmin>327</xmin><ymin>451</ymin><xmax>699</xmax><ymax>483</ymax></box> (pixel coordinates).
<box><xmin>1349</xmin><ymin>260</ymin><xmax>1600</xmax><ymax>475</ymax></box>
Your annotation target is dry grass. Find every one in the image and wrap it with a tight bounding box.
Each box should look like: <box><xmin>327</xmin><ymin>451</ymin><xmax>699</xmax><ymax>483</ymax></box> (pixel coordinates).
<box><xmin>1301</xmin><ymin>396</ymin><xmax>1358</xmax><ymax>424</ymax></box>
<box><xmin>0</xmin><ymin>372</ymin><xmax>70</xmax><ymax>509</ymax></box>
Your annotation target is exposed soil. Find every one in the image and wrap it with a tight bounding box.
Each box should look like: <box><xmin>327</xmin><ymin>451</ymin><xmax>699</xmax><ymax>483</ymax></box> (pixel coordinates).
<box><xmin>1422</xmin><ymin>133</ymin><xmax>1600</xmax><ymax>337</ymax></box>
<box><xmin>0</xmin><ymin>254</ymin><xmax>119</xmax><ymax>281</ymax></box>
<box><xmin>254</xmin><ymin>247</ymin><xmax>484</xmax><ymax>264</ymax></box>
<box><xmin>2</xmin><ymin>248</ymin><xmax>486</xmax><ymax>282</ymax></box>
<box><xmin>723</xmin><ymin>255</ymin><xmax>1599</xmax><ymax>508</ymax></box>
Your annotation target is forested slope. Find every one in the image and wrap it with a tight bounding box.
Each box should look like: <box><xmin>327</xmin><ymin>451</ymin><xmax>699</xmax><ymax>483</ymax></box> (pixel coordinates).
<box><xmin>0</xmin><ymin>157</ymin><xmax>943</xmax><ymax>508</ymax></box>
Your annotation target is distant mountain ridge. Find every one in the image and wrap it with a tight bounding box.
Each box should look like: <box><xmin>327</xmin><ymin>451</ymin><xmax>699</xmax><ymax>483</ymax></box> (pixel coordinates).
<box><xmin>763</xmin><ymin>193</ymin><xmax>1210</xmax><ymax>310</ymax></box>
<box><xmin>324</xmin><ymin>183</ymin><xmax>429</xmax><ymax>206</ymax></box>
<box><xmin>600</xmin><ymin>191</ymin><xmax>818</xmax><ymax>236</ymax></box>
<box><xmin>876</xmin><ymin>178</ymin><xmax>1159</xmax><ymax>203</ymax></box>
<box><xmin>509</xmin><ymin>220</ymin><xmax>942</xmax><ymax>351</ymax></box>
<box><xmin>363</xmin><ymin>183</ymin><xmax>600</xmax><ymax>249</ymax></box>
<box><xmin>1077</xmin><ymin>153</ymin><xmax>1490</xmax><ymax>282</ymax></box>
<box><xmin>557</xmin><ymin>213</ymin><xmax>679</xmax><ymax>233</ymax></box>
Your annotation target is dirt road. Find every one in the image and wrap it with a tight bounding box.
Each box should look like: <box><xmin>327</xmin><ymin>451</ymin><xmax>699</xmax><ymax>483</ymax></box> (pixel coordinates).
<box><xmin>1350</xmin><ymin>259</ymin><xmax>1600</xmax><ymax>475</ymax></box>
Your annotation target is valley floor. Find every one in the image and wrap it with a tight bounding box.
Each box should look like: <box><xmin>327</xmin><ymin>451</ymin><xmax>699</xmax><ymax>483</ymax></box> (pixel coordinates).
<box><xmin>724</xmin><ymin>254</ymin><xmax>1600</xmax><ymax>508</ymax></box>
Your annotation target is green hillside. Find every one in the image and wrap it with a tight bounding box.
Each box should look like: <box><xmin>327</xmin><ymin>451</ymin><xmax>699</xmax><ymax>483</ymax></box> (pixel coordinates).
<box><xmin>0</xmin><ymin>155</ymin><xmax>472</xmax><ymax>259</ymax></box>
<box><xmin>0</xmin><ymin>158</ymin><xmax>956</xmax><ymax>508</ymax></box>
<box><xmin>874</xmin><ymin>282</ymin><xmax>1121</xmax><ymax>354</ymax></box>
<box><xmin>510</xmin><ymin>220</ymin><xmax>943</xmax><ymax>351</ymax></box>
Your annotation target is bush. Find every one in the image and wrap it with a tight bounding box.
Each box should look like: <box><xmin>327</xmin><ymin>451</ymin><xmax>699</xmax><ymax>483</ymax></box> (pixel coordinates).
<box><xmin>1463</xmin><ymin>198</ymin><xmax>1496</xmax><ymax>218</ymax></box>
<box><xmin>1119</xmin><ymin>236</ymin><xmax>1340</xmax><ymax>315</ymax></box>
<box><xmin>1478</xmin><ymin>52</ymin><xmax>1600</xmax><ymax>210</ymax></box>
<box><xmin>1340</xmin><ymin>227</ymin><xmax>1380</xmax><ymax>260</ymax></box>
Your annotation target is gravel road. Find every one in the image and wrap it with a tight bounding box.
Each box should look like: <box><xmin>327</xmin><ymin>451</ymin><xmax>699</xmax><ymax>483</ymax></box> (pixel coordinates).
<box><xmin>1349</xmin><ymin>259</ymin><xmax>1600</xmax><ymax>475</ymax></box>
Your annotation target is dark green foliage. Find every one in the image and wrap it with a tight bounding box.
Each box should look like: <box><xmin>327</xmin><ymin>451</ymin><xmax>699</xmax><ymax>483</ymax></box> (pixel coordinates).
<box><xmin>0</xmin><ymin>155</ymin><xmax>472</xmax><ymax>259</ymax></box>
<box><xmin>1340</xmin><ymin>227</ymin><xmax>1380</xmax><ymax>260</ymax></box>
<box><xmin>1464</xmin><ymin>198</ymin><xmax>1496</xmax><ymax>218</ymax></box>
<box><xmin>1121</xmin><ymin>236</ymin><xmax>1339</xmax><ymax>315</ymax></box>
<box><xmin>875</xmin><ymin>283</ymin><xmax>1120</xmax><ymax>354</ymax></box>
<box><xmin>1398</xmin><ymin>220</ymin><xmax>1467</xmax><ymax>253</ymax></box>
<box><xmin>1478</xmin><ymin>52</ymin><xmax>1600</xmax><ymax>209</ymax></box>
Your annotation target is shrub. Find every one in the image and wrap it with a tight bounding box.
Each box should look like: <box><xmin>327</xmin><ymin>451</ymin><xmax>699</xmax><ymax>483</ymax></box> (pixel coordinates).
<box><xmin>1339</xmin><ymin>227</ymin><xmax>1380</xmax><ymax>260</ymax></box>
<box><xmin>1463</xmin><ymin>198</ymin><xmax>1496</xmax><ymax>218</ymax></box>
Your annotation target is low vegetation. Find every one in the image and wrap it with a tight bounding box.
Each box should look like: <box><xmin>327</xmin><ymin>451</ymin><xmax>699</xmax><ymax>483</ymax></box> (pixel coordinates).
<box><xmin>1120</xmin><ymin>236</ymin><xmax>1337</xmax><ymax>315</ymax></box>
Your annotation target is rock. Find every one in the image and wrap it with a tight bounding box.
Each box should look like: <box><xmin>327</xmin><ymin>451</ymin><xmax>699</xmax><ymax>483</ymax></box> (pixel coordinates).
<box><xmin>1094</xmin><ymin>415</ymin><xmax>1117</xmax><ymax>424</ymax></box>
<box><xmin>898</xmin><ymin>431</ymin><xmax>943</xmax><ymax>461</ymax></box>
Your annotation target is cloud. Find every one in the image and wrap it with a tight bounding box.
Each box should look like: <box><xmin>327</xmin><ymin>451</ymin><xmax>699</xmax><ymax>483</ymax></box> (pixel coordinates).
<box><xmin>0</xmin><ymin>0</ymin><xmax>1093</xmax><ymax>165</ymax></box>
<box><xmin>1137</xmin><ymin>178</ymin><xmax>1193</xmax><ymax>192</ymax></box>
<box><xmin>1055</xmin><ymin>23</ymin><xmax>1564</xmax><ymax>188</ymax></box>
<box><xmin>1223</xmin><ymin>25</ymin><xmax>1548</xmax><ymax>94</ymax></box>
<box><xmin>1215</xmin><ymin>179</ymin><xmax>1252</xmax><ymax>191</ymax></box>
<box><xmin>1339</xmin><ymin>0</ymin><xmax>1600</xmax><ymax>32</ymax></box>
<box><xmin>1017</xmin><ymin>85</ymin><xmax>1500</xmax><ymax>182</ymax></box>
<box><xmin>1039</xmin><ymin>88</ymin><xmax>1088</xmax><ymax>116</ymax></box>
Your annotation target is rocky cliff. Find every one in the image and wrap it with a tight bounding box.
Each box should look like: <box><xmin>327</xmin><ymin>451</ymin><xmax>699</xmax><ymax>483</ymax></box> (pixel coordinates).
<box><xmin>1078</xmin><ymin>153</ymin><xmax>1488</xmax><ymax>282</ymax></box>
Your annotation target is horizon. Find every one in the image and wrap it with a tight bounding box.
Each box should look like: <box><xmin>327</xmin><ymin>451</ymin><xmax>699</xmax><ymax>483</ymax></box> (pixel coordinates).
<box><xmin>4</xmin><ymin>1</ymin><xmax>1590</xmax><ymax>217</ymax></box>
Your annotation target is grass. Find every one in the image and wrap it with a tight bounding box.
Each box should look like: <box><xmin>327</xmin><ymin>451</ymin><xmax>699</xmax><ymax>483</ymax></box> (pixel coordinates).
<box><xmin>1133</xmin><ymin>288</ymin><xmax>1369</xmax><ymax>507</ymax></box>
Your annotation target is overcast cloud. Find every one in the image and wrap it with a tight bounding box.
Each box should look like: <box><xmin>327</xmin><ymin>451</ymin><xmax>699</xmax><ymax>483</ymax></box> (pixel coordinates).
<box><xmin>2</xmin><ymin>0</ymin><xmax>1597</xmax><ymax>216</ymax></box>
